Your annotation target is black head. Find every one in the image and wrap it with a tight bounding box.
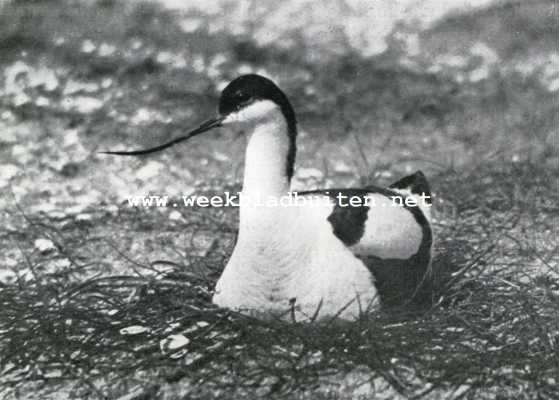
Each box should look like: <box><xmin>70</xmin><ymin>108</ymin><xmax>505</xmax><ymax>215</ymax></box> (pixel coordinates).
<box><xmin>389</xmin><ymin>170</ymin><xmax>432</xmax><ymax>204</ymax></box>
<box><xmin>100</xmin><ymin>74</ymin><xmax>298</xmax><ymax>179</ymax></box>
<box><xmin>219</xmin><ymin>74</ymin><xmax>298</xmax><ymax>179</ymax></box>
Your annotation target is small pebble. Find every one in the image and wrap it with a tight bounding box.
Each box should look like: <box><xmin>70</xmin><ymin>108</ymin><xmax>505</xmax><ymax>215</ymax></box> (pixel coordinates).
<box><xmin>169</xmin><ymin>210</ymin><xmax>182</xmax><ymax>221</ymax></box>
<box><xmin>119</xmin><ymin>325</ymin><xmax>150</xmax><ymax>335</ymax></box>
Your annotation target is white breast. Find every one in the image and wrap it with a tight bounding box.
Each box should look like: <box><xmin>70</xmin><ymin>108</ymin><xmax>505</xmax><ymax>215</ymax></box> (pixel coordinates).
<box><xmin>212</xmin><ymin>198</ymin><xmax>379</xmax><ymax>321</ymax></box>
<box><xmin>348</xmin><ymin>194</ymin><xmax>423</xmax><ymax>259</ymax></box>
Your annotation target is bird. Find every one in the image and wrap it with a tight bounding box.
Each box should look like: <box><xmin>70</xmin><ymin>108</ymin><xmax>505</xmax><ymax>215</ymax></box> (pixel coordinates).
<box><xmin>102</xmin><ymin>74</ymin><xmax>434</xmax><ymax>321</ymax></box>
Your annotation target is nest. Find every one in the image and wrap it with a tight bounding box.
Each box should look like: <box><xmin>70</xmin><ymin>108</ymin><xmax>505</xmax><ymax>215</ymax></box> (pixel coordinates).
<box><xmin>1</xmin><ymin>162</ymin><xmax>558</xmax><ymax>399</ymax></box>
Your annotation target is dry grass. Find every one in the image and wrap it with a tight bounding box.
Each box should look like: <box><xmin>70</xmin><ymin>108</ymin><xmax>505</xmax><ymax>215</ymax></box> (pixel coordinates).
<box><xmin>1</xmin><ymin>0</ymin><xmax>558</xmax><ymax>399</ymax></box>
<box><xmin>1</xmin><ymin>162</ymin><xmax>558</xmax><ymax>399</ymax></box>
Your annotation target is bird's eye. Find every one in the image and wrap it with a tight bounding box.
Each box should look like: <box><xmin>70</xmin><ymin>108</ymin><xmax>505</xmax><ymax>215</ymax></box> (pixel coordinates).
<box><xmin>234</xmin><ymin>92</ymin><xmax>252</xmax><ymax>110</ymax></box>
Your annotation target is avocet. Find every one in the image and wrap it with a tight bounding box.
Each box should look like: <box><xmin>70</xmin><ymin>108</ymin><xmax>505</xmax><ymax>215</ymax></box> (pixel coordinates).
<box><xmin>103</xmin><ymin>74</ymin><xmax>433</xmax><ymax>321</ymax></box>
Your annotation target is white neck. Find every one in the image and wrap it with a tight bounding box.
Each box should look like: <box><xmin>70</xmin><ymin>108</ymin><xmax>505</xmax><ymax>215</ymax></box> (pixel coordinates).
<box><xmin>221</xmin><ymin>101</ymin><xmax>294</xmax><ymax>234</ymax></box>
<box><xmin>241</xmin><ymin>109</ymin><xmax>291</xmax><ymax>199</ymax></box>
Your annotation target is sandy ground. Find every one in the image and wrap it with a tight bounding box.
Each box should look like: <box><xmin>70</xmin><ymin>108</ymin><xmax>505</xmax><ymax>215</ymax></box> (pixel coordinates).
<box><xmin>157</xmin><ymin>0</ymin><xmax>498</xmax><ymax>55</ymax></box>
<box><xmin>0</xmin><ymin>1</ymin><xmax>558</xmax><ymax>399</ymax></box>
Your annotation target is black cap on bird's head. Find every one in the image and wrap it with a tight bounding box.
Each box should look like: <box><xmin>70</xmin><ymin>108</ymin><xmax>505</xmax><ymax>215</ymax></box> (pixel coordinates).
<box><xmin>100</xmin><ymin>74</ymin><xmax>297</xmax><ymax>158</ymax></box>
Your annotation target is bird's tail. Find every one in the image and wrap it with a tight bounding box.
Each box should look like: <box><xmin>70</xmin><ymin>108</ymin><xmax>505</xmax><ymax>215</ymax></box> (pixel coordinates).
<box><xmin>389</xmin><ymin>170</ymin><xmax>432</xmax><ymax>221</ymax></box>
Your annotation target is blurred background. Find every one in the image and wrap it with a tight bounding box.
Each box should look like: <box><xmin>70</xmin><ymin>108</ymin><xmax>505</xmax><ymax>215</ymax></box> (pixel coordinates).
<box><xmin>0</xmin><ymin>0</ymin><xmax>557</xmax><ymax>214</ymax></box>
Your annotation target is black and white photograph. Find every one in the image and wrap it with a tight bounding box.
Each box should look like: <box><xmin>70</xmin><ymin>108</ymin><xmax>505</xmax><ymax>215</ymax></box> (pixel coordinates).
<box><xmin>0</xmin><ymin>0</ymin><xmax>558</xmax><ymax>398</ymax></box>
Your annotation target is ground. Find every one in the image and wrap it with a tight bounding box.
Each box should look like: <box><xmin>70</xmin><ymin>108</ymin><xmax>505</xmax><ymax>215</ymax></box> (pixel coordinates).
<box><xmin>0</xmin><ymin>0</ymin><xmax>558</xmax><ymax>399</ymax></box>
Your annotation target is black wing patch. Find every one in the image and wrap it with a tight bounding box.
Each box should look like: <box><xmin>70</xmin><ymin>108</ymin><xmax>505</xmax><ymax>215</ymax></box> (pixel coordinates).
<box><xmin>300</xmin><ymin>186</ymin><xmax>399</xmax><ymax>247</ymax></box>
<box><xmin>300</xmin><ymin>183</ymin><xmax>433</xmax><ymax>308</ymax></box>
